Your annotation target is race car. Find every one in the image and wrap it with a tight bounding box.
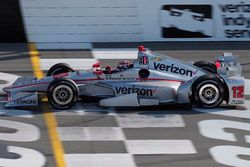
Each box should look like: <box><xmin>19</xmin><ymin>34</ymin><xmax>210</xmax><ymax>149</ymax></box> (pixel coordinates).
<box><xmin>3</xmin><ymin>46</ymin><xmax>245</xmax><ymax>110</ymax></box>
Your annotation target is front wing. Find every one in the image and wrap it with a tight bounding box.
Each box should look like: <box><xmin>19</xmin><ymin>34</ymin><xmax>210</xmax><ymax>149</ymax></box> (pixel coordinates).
<box><xmin>5</xmin><ymin>91</ymin><xmax>38</xmax><ymax>107</ymax></box>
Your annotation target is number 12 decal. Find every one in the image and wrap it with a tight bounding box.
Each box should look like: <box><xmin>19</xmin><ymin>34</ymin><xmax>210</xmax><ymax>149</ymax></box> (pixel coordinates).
<box><xmin>232</xmin><ymin>86</ymin><xmax>244</xmax><ymax>98</ymax></box>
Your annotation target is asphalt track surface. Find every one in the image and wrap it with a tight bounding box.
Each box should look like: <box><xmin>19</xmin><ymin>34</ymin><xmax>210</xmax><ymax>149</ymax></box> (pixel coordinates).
<box><xmin>0</xmin><ymin>42</ymin><xmax>250</xmax><ymax>167</ymax></box>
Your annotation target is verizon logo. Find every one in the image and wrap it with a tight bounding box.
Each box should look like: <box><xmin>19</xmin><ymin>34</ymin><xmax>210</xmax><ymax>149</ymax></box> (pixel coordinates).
<box><xmin>154</xmin><ymin>62</ymin><xmax>196</xmax><ymax>77</ymax></box>
<box><xmin>115</xmin><ymin>86</ymin><xmax>155</xmax><ymax>96</ymax></box>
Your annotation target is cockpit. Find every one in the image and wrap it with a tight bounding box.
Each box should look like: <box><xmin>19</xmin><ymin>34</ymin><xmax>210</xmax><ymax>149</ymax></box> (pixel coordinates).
<box><xmin>92</xmin><ymin>45</ymin><xmax>148</xmax><ymax>75</ymax></box>
<box><xmin>92</xmin><ymin>60</ymin><xmax>134</xmax><ymax>75</ymax></box>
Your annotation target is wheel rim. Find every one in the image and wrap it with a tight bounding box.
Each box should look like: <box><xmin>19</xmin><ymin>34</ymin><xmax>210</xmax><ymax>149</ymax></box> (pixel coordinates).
<box><xmin>199</xmin><ymin>84</ymin><xmax>219</xmax><ymax>104</ymax></box>
<box><xmin>52</xmin><ymin>85</ymin><xmax>74</xmax><ymax>105</ymax></box>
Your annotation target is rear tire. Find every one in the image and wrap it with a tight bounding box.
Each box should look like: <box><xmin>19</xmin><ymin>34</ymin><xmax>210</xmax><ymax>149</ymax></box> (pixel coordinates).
<box><xmin>47</xmin><ymin>63</ymin><xmax>74</xmax><ymax>76</ymax></box>
<box><xmin>194</xmin><ymin>61</ymin><xmax>217</xmax><ymax>74</ymax></box>
<box><xmin>193</xmin><ymin>75</ymin><xmax>224</xmax><ymax>108</ymax></box>
<box><xmin>47</xmin><ymin>78</ymin><xmax>78</xmax><ymax>110</ymax></box>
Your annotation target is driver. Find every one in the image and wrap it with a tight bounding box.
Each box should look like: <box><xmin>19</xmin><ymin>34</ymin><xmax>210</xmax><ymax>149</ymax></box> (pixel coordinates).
<box><xmin>117</xmin><ymin>60</ymin><xmax>132</xmax><ymax>71</ymax></box>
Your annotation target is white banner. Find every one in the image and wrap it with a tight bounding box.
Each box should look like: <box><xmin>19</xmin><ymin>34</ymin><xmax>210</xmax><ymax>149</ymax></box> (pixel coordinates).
<box><xmin>20</xmin><ymin>0</ymin><xmax>250</xmax><ymax>44</ymax></box>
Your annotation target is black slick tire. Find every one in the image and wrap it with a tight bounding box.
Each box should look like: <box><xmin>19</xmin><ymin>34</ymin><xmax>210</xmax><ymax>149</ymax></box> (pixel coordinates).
<box><xmin>194</xmin><ymin>61</ymin><xmax>217</xmax><ymax>74</ymax></box>
<box><xmin>47</xmin><ymin>63</ymin><xmax>74</xmax><ymax>76</ymax></box>
<box><xmin>47</xmin><ymin>78</ymin><xmax>78</xmax><ymax>110</ymax></box>
<box><xmin>193</xmin><ymin>75</ymin><xmax>224</xmax><ymax>108</ymax></box>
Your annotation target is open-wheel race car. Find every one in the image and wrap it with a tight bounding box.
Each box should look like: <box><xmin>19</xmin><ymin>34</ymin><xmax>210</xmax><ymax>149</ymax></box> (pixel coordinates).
<box><xmin>3</xmin><ymin>46</ymin><xmax>245</xmax><ymax>110</ymax></box>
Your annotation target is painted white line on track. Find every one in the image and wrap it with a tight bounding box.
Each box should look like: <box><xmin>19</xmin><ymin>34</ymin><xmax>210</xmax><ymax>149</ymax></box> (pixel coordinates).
<box><xmin>92</xmin><ymin>49</ymin><xmax>138</xmax><ymax>59</ymax></box>
<box><xmin>0</xmin><ymin>146</ymin><xmax>46</xmax><ymax>167</ymax></box>
<box><xmin>194</xmin><ymin>100</ymin><xmax>250</xmax><ymax>119</ymax></box>
<box><xmin>210</xmin><ymin>146</ymin><xmax>250</xmax><ymax>167</ymax></box>
<box><xmin>0</xmin><ymin>119</ymin><xmax>40</xmax><ymax>142</ymax></box>
<box><xmin>65</xmin><ymin>154</ymin><xmax>136</xmax><ymax>167</ymax></box>
<box><xmin>54</xmin><ymin>108</ymin><xmax>114</xmax><ymax>116</ymax></box>
<box><xmin>40</xmin><ymin>59</ymin><xmax>97</xmax><ymax>70</ymax></box>
<box><xmin>199</xmin><ymin>119</ymin><xmax>250</xmax><ymax>142</ymax></box>
<box><xmin>126</xmin><ymin>140</ymin><xmax>197</xmax><ymax>154</ymax></box>
<box><xmin>58</xmin><ymin>127</ymin><xmax>125</xmax><ymax>141</ymax></box>
<box><xmin>116</xmin><ymin>113</ymin><xmax>185</xmax><ymax>128</ymax></box>
<box><xmin>54</xmin><ymin>103</ymin><xmax>114</xmax><ymax>116</ymax></box>
<box><xmin>0</xmin><ymin>109</ymin><xmax>33</xmax><ymax>118</ymax></box>
<box><xmin>54</xmin><ymin>109</ymin><xmax>86</xmax><ymax>116</ymax></box>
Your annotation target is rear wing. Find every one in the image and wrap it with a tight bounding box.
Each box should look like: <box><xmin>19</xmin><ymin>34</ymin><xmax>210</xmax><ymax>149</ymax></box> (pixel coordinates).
<box><xmin>216</xmin><ymin>53</ymin><xmax>242</xmax><ymax>77</ymax></box>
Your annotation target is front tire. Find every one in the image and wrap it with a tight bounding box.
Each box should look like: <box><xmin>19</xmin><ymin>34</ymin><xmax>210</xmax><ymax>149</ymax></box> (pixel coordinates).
<box><xmin>47</xmin><ymin>63</ymin><xmax>74</xmax><ymax>76</ymax></box>
<box><xmin>193</xmin><ymin>76</ymin><xmax>224</xmax><ymax>108</ymax></box>
<box><xmin>47</xmin><ymin>79</ymin><xmax>78</xmax><ymax>109</ymax></box>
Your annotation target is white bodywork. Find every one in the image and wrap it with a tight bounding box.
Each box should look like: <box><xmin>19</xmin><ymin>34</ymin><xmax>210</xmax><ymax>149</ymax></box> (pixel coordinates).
<box><xmin>3</xmin><ymin>47</ymin><xmax>245</xmax><ymax>108</ymax></box>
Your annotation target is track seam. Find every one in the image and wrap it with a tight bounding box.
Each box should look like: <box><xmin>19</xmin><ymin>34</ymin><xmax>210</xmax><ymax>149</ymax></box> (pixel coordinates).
<box><xmin>28</xmin><ymin>43</ymin><xmax>67</xmax><ymax>167</ymax></box>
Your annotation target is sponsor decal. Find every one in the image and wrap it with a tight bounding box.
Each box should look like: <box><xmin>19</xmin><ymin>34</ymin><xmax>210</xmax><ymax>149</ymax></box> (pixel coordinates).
<box><xmin>105</xmin><ymin>74</ymin><xmax>135</xmax><ymax>80</ymax></box>
<box><xmin>154</xmin><ymin>62</ymin><xmax>196</xmax><ymax>77</ymax></box>
<box><xmin>115</xmin><ymin>86</ymin><xmax>156</xmax><ymax>96</ymax></box>
<box><xmin>231</xmin><ymin>99</ymin><xmax>244</xmax><ymax>104</ymax></box>
<box><xmin>105</xmin><ymin>76</ymin><xmax>136</xmax><ymax>80</ymax></box>
<box><xmin>14</xmin><ymin>99</ymin><xmax>37</xmax><ymax>105</ymax></box>
<box><xmin>161</xmin><ymin>5</ymin><xmax>213</xmax><ymax>38</ymax></box>
<box><xmin>220</xmin><ymin>1</ymin><xmax>250</xmax><ymax>38</ymax></box>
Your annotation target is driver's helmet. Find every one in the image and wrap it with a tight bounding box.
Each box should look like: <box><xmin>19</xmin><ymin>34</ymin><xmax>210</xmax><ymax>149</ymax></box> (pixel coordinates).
<box><xmin>117</xmin><ymin>60</ymin><xmax>131</xmax><ymax>71</ymax></box>
<box><xmin>92</xmin><ymin>62</ymin><xmax>101</xmax><ymax>71</ymax></box>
